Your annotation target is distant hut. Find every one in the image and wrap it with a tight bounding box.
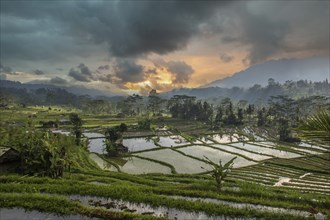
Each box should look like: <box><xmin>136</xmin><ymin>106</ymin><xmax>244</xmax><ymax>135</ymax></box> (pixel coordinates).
<box><xmin>115</xmin><ymin>140</ymin><xmax>128</xmax><ymax>153</ymax></box>
<box><xmin>42</xmin><ymin>121</ymin><xmax>58</xmax><ymax>128</ymax></box>
<box><xmin>0</xmin><ymin>147</ymin><xmax>19</xmax><ymax>164</ymax></box>
<box><xmin>0</xmin><ymin>103</ymin><xmax>8</xmax><ymax>108</ymax></box>
<box><xmin>59</xmin><ymin>119</ymin><xmax>71</xmax><ymax>125</ymax></box>
<box><xmin>0</xmin><ymin>147</ymin><xmax>20</xmax><ymax>172</ymax></box>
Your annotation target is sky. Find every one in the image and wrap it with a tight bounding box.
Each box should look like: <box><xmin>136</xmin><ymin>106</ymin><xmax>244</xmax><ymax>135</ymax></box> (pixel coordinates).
<box><xmin>0</xmin><ymin>0</ymin><xmax>329</xmax><ymax>95</ymax></box>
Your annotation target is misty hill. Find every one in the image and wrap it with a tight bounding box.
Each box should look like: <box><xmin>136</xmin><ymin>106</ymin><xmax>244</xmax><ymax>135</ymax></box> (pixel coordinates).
<box><xmin>0</xmin><ymin>80</ymin><xmax>118</xmax><ymax>97</ymax></box>
<box><xmin>162</xmin><ymin>79</ymin><xmax>329</xmax><ymax>103</ymax></box>
<box><xmin>204</xmin><ymin>57</ymin><xmax>329</xmax><ymax>88</ymax></box>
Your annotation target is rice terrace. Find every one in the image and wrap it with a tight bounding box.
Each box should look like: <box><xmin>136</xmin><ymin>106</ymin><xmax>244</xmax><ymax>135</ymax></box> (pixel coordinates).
<box><xmin>0</xmin><ymin>95</ymin><xmax>329</xmax><ymax>220</ymax></box>
<box><xmin>0</xmin><ymin>0</ymin><xmax>329</xmax><ymax>220</ymax></box>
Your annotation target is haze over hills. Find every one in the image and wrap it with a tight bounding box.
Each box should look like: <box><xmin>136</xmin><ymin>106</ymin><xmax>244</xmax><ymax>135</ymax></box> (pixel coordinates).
<box><xmin>1</xmin><ymin>56</ymin><xmax>329</xmax><ymax>101</ymax></box>
<box><xmin>0</xmin><ymin>80</ymin><xmax>120</xmax><ymax>98</ymax></box>
<box><xmin>204</xmin><ymin>57</ymin><xmax>329</xmax><ymax>88</ymax></box>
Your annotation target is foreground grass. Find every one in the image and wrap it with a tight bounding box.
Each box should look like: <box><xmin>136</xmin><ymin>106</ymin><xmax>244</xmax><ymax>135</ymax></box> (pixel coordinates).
<box><xmin>0</xmin><ymin>193</ymin><xmax>162</xmax><ymax>220</ymax></box>
<box><xmin>1</xmin><ymin>107</ymin><xmax>329</xmax><ymax>219</ymax></box>
<box><xmin>0</xmin><ymin>170</ymin><xmax>328</xmax><ymax>220</ymax></box>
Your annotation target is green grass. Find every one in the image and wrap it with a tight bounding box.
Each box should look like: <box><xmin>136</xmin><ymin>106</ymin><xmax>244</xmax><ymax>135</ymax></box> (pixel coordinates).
<box><xmin>1</xmin><ymin>107</ymin><xmax>330</xmax><ymax>219</ymax></box>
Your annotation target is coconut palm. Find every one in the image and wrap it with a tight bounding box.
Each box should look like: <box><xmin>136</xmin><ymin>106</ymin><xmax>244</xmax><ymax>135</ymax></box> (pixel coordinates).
<box><xmin>297</xmin><ymin>110</ymin><xmax>330</xmax><ymax>144</ymax></box>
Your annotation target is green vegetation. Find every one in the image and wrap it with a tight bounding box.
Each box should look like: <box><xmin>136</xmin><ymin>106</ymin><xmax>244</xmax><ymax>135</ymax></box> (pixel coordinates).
<box><xmin>69</xmin><ymin>113</ymin><xmax>83</xmax><ymax>145</ymax></box>
<box><xmin>1</xmin><ymin>127</ymin><xmax>78</xmax><ymax>177</ymax></box>
<box><xmin>104</xmin><ymin>123</ymin><xmax>128</xmax><ymax>156</ymax></box>
<box><xmin>202</xmin><ymin>156</ymin><xmax>237</xmax><ymax>190</ymax></box>
<box><xmin>297</xmin><ymin>110</ymin><xmax>330</xmax><ymax>144</ymax></box>
<box><xmin>0</xmin><ymin>88</ymin><xmax>329</xmax><ymax>219</ymax></box>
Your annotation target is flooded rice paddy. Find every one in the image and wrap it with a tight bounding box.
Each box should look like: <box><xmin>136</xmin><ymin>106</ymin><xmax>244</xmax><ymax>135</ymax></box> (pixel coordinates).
<box><xmin>135</xmin><ymin>149</ymin><xmax>207</xmax><ymax>174</ymax></box>
<box><xmin>89</xmin><ymin>153</ymin><xmax>118</xmax><ymax>172</ymax></box>
<box><xmin>69</xmin><ymin>195</ymin><xmax>256</xmax><ymax>220</ymax></box>
<box><xmin>211</xmin><ymin>144</ymin><xmax>271</xmax><ymax>161</ymax></box>
<box><xmin>157</xmin><ymin>135</ymin><xmax>190</xmax><ymax>147</ymax></box>
<box><xmin>118</xmin><ymin>157</ymin><xmax>172</xmax><ymax>174</ymax></box>
<box><xmin>83</xmin><ymin>132</ymin><xmax>106</xmax><ymax>154</ymax></box>
<box><xmin>122</xmin><ymin>137</ymin><xmax>159</xmax><ymax>152</ymax></box>
<box><xmin>0</xmin><ymin>208</ymin><xmax>99</xmax><ymax>220</ymax></box>
<box><xmin>230</xmin><ymin>142</ymin><xmax>301</xmax><ymax>158</ymax></box>
<box><xmin>178</xmin><ymin>145</ymin><xmax>256</xmax><ymax>168</ymax></box>
<box><xmin>84</xmin><ymin>132</ymin><xmax>328</xmax><ymax>175</ymax></box>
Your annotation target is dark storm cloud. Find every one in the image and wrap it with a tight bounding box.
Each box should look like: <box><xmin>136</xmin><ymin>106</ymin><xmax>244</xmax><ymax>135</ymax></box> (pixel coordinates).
<box><xmin>167</xmin><ymin>61</ymin><xmax>194</xmax><ymax>84</ymax></box>
<box><xmin>98</xmin><ymin>65</ymin><xmax>110</xmax><ymax>70</ymax></box>
<box><xmin>0</xmin><ymin>63</ymin><xmax>12</xmax><ymax>73</ymax></box>
<box><xmin>217</xmin><ymin>1</ymin><xmax>329</xmax><ymax>64</ymax></box>
<box><xmin>105</xmin><ymin>1</ymin><xmax>224</xmax><ymax>57</ymax></box>
<box><xmin>0</xmin><ymin>0</ymin><xmax>329</xmax><ymax>79</ymax></box>
<box><xmin>69</xmin><ymin>69</ymin><xmax>90</xmax><ymax>82</ymax></box>
<box><xmin>145</xmin><ymin>68</ymin><xmax>157</xmax><ymax>75</ymax></box>
<box><xmin>0</xmin><ymin>1</ymin><xmax>224</xmax><ymax>61</ymax></box>
<box><xmin>50</xmin><ymin>77</ymin><xmax>67</xmax><ymax>85</ymax></box>
<box><xmin>77</xmin><ymin>63</ymin><xmax>92</xmax><ymax>76</ymax></box>
<box><xmin>239</xmin><ymin>11</ymin><xmax>289</xmax><ymax>65</ymax></box>
<box><xmin>153</xmin><ymin>59</ymin><xmax>194</xmax><ymax>84</ymax></box>
<box><xmin>33</xmin><ymin>69</ymin><xmax>45</xmax><ymax>75</ymax></box>
<box><xmin>68</xmin><ymin>63</ymin><xmax>94</xmax><ymax>82</ymax></box>
<box><xmin>220</xmin><ymin>53</ymin><xmax>234</xmax><ymax>63</ymax></box>
<box><xmin>113</xmin><ymin>59</ymin><xmax>145</xmax><ymax>83</ymax></box>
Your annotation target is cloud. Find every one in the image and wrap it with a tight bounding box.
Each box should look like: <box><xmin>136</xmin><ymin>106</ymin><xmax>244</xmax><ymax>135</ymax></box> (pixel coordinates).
<box><xmin>219</xmin><ymin>53</ymin><xmax>234</xmax><ymax>63</ymax></box>
<box><xmin>96</xmin><ymin>1</ymin><xmax>225</xmax><ymax>57</ymax></box>
<box><xmin>0</xmin><ymin>74</ymin><xmax>6</xmax><ymax>80</ymax></box>
<box><xmin>50</xmin><ymin>76</ymin><xmax>67</xmax><ymax>85</ymax></box>
<box><xmin>1</xmin><ymin>1</ymin><xmax>328</xmax><ymax>65</ymax></box>
<box><xmin>153</xmin><ymin>59</ymin><xmax>194</xmax><ymax>84</ymax></box>
<box><xmin>0</xmin><ymin>1</ymin><xmax>225</xmax><ymax>62</ymax></box>
<box><xmin>217</xmin><ymin>1</ymin><xmax>329</xmax><ymax>65</ymax></box>
<box><xmin>0</xmin><ymin>63</ymin><xmax>12</xmax><ymax>73</ymax></box>
<box><xmin>167</xmin><ymin>61</ymin><xmax>194</xmax><ymax>84</ymax></box>
<box><xmin>69</xmin><ymin>69</ymin><xmax>90</xmax><ymax>82</ymax></box>
<box><xmin>33</xmin><ymin>69</ymin><xmax>45</xmax><ymax>75</ymax></box>
<box><xmin>112</xmin><ymin>59</ymin><xmax>145</xmax><ymax>84</ymax></box>
<box><xmin>68</xmin><ymin>63</ymin><xmax>93</xmax><ymax>82</ymax></box>
<box><xmin>145</xmin><ymin>68</ymin><xmax>157</xmax><ymax>75</ymax></box>
<box><xmin>0</xmin><ymin>0</ymin><xmax>329</xmax><ymax>91</ymax></box>
<box><xmin>98</xmin><ymin>65</ymin><xmax>109</xmax><ymax>70</ymax></box>
<box><xmin>241</xmin><ymin>12</ymin><xmax>289</xmax><ymax>64</ymax></box>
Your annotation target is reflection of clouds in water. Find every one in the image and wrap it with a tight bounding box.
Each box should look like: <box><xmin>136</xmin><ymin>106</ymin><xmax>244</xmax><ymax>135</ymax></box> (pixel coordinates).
<box><xmin>123</xmin><ymin>137</ymin><xmax>159</xmax><ymax>152</ymax></box>
<box><xmin>83</xmin><ymin>132</ymin><xmax>106</xmax><ymax>154</ymax></box>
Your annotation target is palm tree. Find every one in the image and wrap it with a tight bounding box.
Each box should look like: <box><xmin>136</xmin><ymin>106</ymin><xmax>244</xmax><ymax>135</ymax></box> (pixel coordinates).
<box><xmin>297</xmin><ymin>110</ymin><xmax>330</xmax><ymax>144</ymax></box>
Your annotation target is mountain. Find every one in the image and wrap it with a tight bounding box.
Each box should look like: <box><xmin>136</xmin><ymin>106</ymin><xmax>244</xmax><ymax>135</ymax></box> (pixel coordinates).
<box><xmin>0</xmin><ymin>80</ymin><xmax>120</xmax><ymax>97</ymax></box>
<box><xmin>204</xmin><ymin>57</ymin><xmax>329</xmax><ymax>88</ymax></box>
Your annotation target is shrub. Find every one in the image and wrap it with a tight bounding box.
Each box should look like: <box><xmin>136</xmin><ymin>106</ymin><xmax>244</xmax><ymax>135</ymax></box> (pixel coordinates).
<box><xmin>1</xmin><ymin>128</ymin><xmax>75</xmax><ymax>177</ymax></box>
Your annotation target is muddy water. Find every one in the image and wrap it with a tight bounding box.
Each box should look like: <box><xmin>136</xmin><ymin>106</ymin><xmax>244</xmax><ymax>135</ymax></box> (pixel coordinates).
<box><xmin>69</xmin><ymin>195</ymin><xmax>255</xmax><ymax>220</ymax></box>
<box><xmin>89</xmin><ymin>153</ymin><xmax>118</xmax><ymax>172</ymax></box>
<box><xmin>230</xmin><ymin>143</ymin><xmax>301</xmax><ymax>158</ymax></box>
<box><xmin>208</xmin><ymin>134</ymin><xmax>239</xmax><ymax>143</ymax></box>
<box><xmin>119</xmin><ymin>157</ymin><xmax>172</xmax><ymax>174</ymax></box>
<box><xmin>52</xmin><ymin>130</ymin><xmax>71</xmax><ymax>136</ymax></box>
<box><xmin>157</xmin><ymin>135</ymin><xmax>189</xmax><ymax>147</ymax></box>
<box><xmin>211</xmin><ymin>144</ymin><xmax>271</xmax><ymax>161</ymax></box>
<box><xmin>169</xmin><ymin>196</ymin><xmax>311</xmax><ymax>217</ymax></box>
<box><xmin>123</xmin><ymin>137</ymin><xmax>159</xmax><ymax>152</ymax></box>
<box><xmin>178</xmin><ymin>145</ymin><xmax>256</xmax><ymax>168</ymax></box>
<box><xmin>0</xmin><ymin>208</ymin><xmax>100</xmax><ymax>220</ymax></box>
<box><xmin>83</xmin><ymin>132</ymin><xmax>106</xmax><ymax>154</ymax></box>
<box><xmin>135</xmin><ymin>149</ymin><xmax>207</xmax><ymax>174</ymax></box>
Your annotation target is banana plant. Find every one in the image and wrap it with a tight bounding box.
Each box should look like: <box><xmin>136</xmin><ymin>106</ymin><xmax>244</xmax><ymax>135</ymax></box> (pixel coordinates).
<box><xmin>202</xmin><ymin>156</ymin><xmax>237</xmax><ymax>190</ymax></box>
